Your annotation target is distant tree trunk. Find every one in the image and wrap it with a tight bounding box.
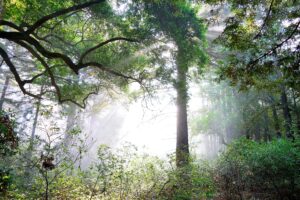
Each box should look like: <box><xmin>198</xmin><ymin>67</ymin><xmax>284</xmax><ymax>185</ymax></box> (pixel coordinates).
<box><xmin>0</xmin><ymin>76</ymin><xmax>9</xmax><ymax>110</ymax></box>
<box><xmin>175</xmin><ymin>55</ymin><xmax>189</xmax><ymax>167</ymax></box>
<box><xmin>245</xmin><ymin>129</ymin><xmax>251</xmax><ymax>139</ymax></box>
<box><xmin>25</xmin><ymin>85</ymin><xmax>43</xmax><ymax>181</ymax></box>
<box><xmin>64</xmin><ymin>103</ymin><xmax>77</xmax><ymax>145</ymax></box>
<box><xmin>271</xmin><ymin>103</ymin><xmax>281</xmax><ymax>138</ymax></box>
<box><xmin>242</xmin><ymin>106</ymin><xmax>251</xmax><ymax>139</ymax></box>
<box><xmin>223</xmin><ymin>89</ymin><xmax>237</xmax><ymax>140</ymax></box>
<box><xmin>254</xmin><ymin>123</ymin><xmax>261</xmax><ymax>141</ymax></box>
<box><xmin>29</xmin><ymin>85</ymin><xmax>44</xmax><ymax>149</ymax></box>
<box><xmin>281</xmin><ymin>87</ymin><xmax>294</xmax><ymax>139</ymax></box>
<box><xmin>292</xmin><ymin>90</ymin><xmax>300</xmax><ymax>135</ymax></box>
<box><xmin>29</xmin><ymin>99</ymin><xmax>40</xmax><ymax>145</ymax></box>
<box><xmin>263</xmin><ymin>108</ymin><xmax>271</xmax><ymax>142</ymax></box>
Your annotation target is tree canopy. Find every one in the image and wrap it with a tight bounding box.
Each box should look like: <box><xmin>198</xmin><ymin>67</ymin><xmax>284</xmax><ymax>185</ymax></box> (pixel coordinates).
<box><xmin>204</xmin><ymin>0</ymin><xmax>300</xmax><ymax>91</ymax></box>
<box><xmin>0</xmin><ymin>0</ymin><xmax>149</xmax><ymax>107</ymax></box>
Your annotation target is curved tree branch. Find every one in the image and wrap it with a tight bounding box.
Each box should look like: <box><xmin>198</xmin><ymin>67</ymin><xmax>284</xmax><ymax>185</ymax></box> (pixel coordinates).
<box><xmin>79</xmin><ymin>37</ymin><xmax>139</xmax><ymax>63</ymax></box>
<box><xmin>82</xmin><ymin>61</ymin><xmax>142</xmax><ymax>83</ymax></box>
<box><xmin>0</xmin><ymin>20</ymin><xmax>24</xmax><ymax>31</ymax></box>
<box><xmin>253</xmin><ymin>0</ymin><xmax>274</xmax><ymax>39</ymax></box>
<box><xmin>248</xmin><ymin>20</ymin><xmax>300</xmax><ymax>68</ymax></box>
<box><xmin>25</xmin><ymin>0</ymin><xmax>105</xmax><ymax>34</ymax></box>
<box><xmin>14</xmin><ymin>40</ymin><xmax>63</xmax><ymax>100</ymax></box>
<box><xmin>0</xmin><ymin>46</ymin><xmax>41</xmax><ymax>99</ymax></box>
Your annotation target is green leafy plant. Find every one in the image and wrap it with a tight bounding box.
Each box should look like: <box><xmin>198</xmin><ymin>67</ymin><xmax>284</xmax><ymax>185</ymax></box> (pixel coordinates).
<box><xmin>216</xmin><ymin>137</ymin><xmax>300</xmax><ymax>199</ymax></box>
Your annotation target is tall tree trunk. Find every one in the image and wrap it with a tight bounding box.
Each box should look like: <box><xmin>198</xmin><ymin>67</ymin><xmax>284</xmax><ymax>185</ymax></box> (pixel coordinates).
<box><xmin>29</xmin><ymin>85</ymin><xmax>44</xmax><ymax>149</ymax></box>
<box><xmin>281</xmin><ymin>87</ymin><xmax>294</xmax><ymax>139</ymax></box>
<box><xmin>271</xmin><ymin>103</ymin><xmax>281</xmax><ymax>138</ymax></box>
<box><xmin>25</xmin><ymin>85</ymin><xmax>43</xmax><ymax>182</ymax></box>
<box><xmin>263</xmin><ymin>108</ymin><xmax>271</xmax><ymax>142</ymax></box>
<box><xmin>223</xmin><ymin>88</ymin><xmax>233</xmax><ymax>140</ymax></box>
<box><xmin>242</xmin><ymin>104</ymin><xmax>251</xmax><ymax>139</ymax></box>
<box><xmin>292</xmin><ymin>90</ymin><xmax>300</xmax><ymax>135</ymax></box>
<box><xmin>220</xmin><ymin>88</ymin><xmax>228</xmax><ymax>145</ymax></box>
<box><xmin>254</xmin><ymin>123</ymin><xmax>261</xmax><ymax>141</ymax></box>
<box><xmin>64</xmin><ymin>103</ymin><xmax>77</xmax><ymax>145</ymax></box>
<box><xmin>0</xmin><ymin>76</ymin><xmax>9</xmax><ymax>110</ymax></box>
<box><xmin>175</xmin><ymin>56</ymin><xmax>189</xmax><ymax>167</ymax></box>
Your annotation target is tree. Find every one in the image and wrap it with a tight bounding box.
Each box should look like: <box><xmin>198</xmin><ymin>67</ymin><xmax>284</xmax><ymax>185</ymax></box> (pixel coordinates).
<box><xmin>124</xmin><ymin>0</ymin><xmax>207</xmax><ymax>166</ymax></box>
<box><xmin>2</xmin><ymin>0</ymin><xmax>208</xmax><ymax>171</ymax></box>
<box><xmin>203</xmin><ymin>0</ymin><xmax>299</xmax><ymax>89</ymax></box>
<box><xmin>0</xmin><ymin>0</ymin><xmax>143</xmax><ymax>108</ymax></box>
<box><xmin>203</xmin><ymin>0</ymin><xmax>300</xmax><ymax>138</ymax></box>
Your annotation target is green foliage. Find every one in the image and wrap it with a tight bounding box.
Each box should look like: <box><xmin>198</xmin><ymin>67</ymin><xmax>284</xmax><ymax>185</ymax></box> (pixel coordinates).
<box><xmin>205</xmin><ymin>0</ymin><xmax>300</xmax><ymax>91</ymax></box>
<box><xmin>3</xmin><ymin>0</ymin><xmax>72</xmax><ymax>23</ymax></box>
<box><xmin>0</xmin><ymin>110</ymin><xmax>18</xmax><ymax>197</ymax></box>
<box><xmin>216</xmin><ymin>137</ymin><xmax>300</xmax><ymax>199</ymax></box>
<box><xmin>0</xmin><ymin>169</ymin><xmax>12</xmax><ymax>195</ymax></box>
<box><xmin>2</xmin><ymin>1</ymin><xmax>300</xmax><ymax>200</ymax></box>
<box><xmin>161</xmin><ymin>159</ymin><xmax>216</xmax><ymax>200</ymax></box>
<box><xmin>143</xmin><ymin>0</ymin><xmax>208</xmax><ymax>70</ymax></box>
<box><xmin>89</xmin><ymin>144</ymin><xmax>168</xmax><ymax>199</ymax></box>
<box><xmin>82</xmin><ymin>144</ymin><xmax>215</xmax><ymax>200</ymax></box>
<box><xmin>0</xmin><ymin>110</ymin><xmax>18</xmax><ymax>156</ymax></box>
<box><xmin>2</xmin><ymin>0</ymin><xmax>155</xmax><ymax>106</ymax></box>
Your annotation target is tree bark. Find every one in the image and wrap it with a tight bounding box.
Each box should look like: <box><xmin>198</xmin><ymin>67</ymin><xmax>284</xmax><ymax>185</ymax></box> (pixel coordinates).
<box><xmin>175</xmin><ymin>56</ymin><xmax>189</xmax><ymax>167</ymax></box>
<box><xmin>0</xmin><ymin>76</ymin><xmax>9</xmax><ymax>110</ymax></box>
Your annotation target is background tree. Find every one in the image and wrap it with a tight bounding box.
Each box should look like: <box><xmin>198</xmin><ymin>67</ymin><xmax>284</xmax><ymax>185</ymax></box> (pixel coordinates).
<box><xmin>122</xmin><ymin>0</ymin><xmax>208</xmax><ymax>167</ymax></box>
<box><xmin>202</xmin><ymin>0</ymin><xmax>300</xmax><ymax>139</ymax></box>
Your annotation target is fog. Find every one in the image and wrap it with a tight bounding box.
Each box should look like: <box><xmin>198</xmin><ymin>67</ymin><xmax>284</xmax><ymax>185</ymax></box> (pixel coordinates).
<box><xmin>74</xmin><ymin>83</ymin><xmax>225</xmax><ymax>167</ymax></box>
<box><xmin>0</xmin><ymin>3</ymin><xmax>229</xmax><ymax>168</ymax></box>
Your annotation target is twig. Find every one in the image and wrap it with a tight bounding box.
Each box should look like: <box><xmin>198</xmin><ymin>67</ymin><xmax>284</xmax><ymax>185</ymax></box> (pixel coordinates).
<box><xmin>248</xmin><ymin>20</ymin><xmax>300</xmax><ymax>69</ymax></box>
<box><xmin>253</xmin><ymin>0</ymin><xmax>274</xmax><ymax>39</ymax></box>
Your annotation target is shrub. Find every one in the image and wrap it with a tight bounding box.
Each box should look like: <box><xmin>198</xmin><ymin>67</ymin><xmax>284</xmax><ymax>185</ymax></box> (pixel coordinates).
<box><xmin>215</xmin><ymin>137</ymin><xmax>300</xmax><ymax>200</ymax></box>
<box><xmin>0</xmin><ymin>110</ymin><xmax>18</xmax><ymax>197</ymax></box>
<box><xmin>161</xmin><ymin>159</ymin><xmax>215</xmax><ymax>200</ymax></box>
<box><xmin>0</xmin><ymin>110</ymin><xmax>18</xmax><ymax>156</ymax></box>
<box><xmin>89</xmin><ymin>144</ymin><xmax>216</xmax><ymax>200</ymax></box>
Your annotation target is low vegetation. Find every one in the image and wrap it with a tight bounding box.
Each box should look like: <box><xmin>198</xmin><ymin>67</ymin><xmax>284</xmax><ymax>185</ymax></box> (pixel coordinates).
<box><xmin>1</xmin><ymin>127</ymin><xmax>299</xmax><ymax>199</ymax></box>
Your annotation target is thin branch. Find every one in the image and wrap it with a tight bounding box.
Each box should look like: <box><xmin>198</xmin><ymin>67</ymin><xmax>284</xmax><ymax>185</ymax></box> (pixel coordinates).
<box><xmin>43</xmin><ymin>34</ymin><xmax>76</xmax><ymax>46</ymax></box>
<box><xmin>35</xmin><ymin>10</ymin><xmax>80</xmax><ymax>33</ymax></box>
<box><xmin>79</xmin><ymin>37</ymin><xmax>139</xmax><ymax>63</ymax></box>
<box><xmin>82</xmin><ymin>61</ymin><xmax>141</xmax><ymax>83</ymax></box>
<box><xmin>26</xmin><ymin>0</ymin><xmax>105</xmax><ymax>34</ymax></box>
<box><xmin>0</xmin><ymin>46</ymin><xmax>41</xmax><ymax>99</ymax></box>
<box><xmin>248</xmin><ymin>20</ymin><xmax>300</xmax><ymax>68</ymax></box>
<box><xmin>22</xmin><ymin>70</ymin><xmax>48</xmax><ymax>84</ymax></box>
<box><xmin>253</xmin><ymin>0</ymin><xmax>274</xmax><ymax>39</ymax></box>
<box><xmin>60</xmin><ymin>88</ymin><xmax>99</xmax><ymax>109</ymax></box>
